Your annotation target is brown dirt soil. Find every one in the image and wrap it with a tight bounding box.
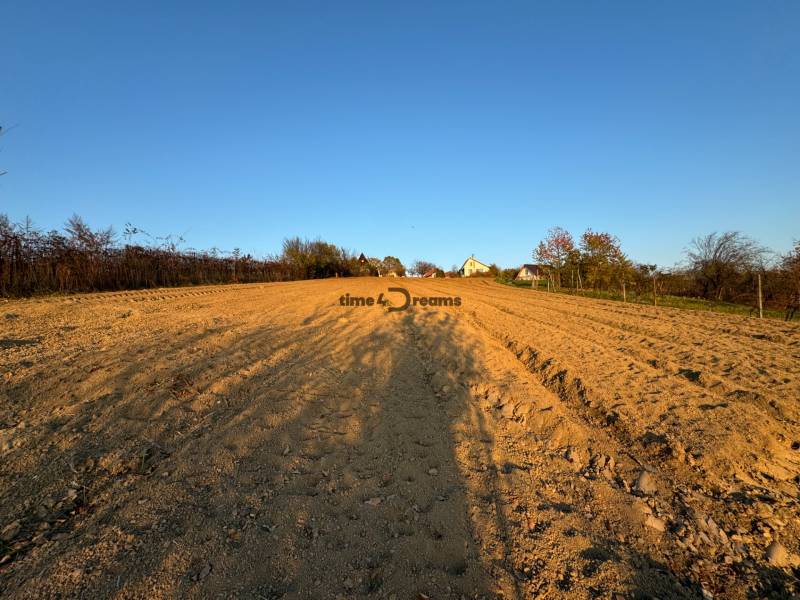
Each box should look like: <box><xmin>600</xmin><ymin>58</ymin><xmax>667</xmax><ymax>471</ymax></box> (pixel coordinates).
<box><xmin>1</xmin><ymin>278</ymin><xmax>799</xmax><ymax>599</ymax></box>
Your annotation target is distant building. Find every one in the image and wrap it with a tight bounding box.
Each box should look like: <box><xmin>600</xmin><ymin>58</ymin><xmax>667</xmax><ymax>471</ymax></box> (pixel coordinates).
<box><xmin>422</xmin><ymin>268</ymin><xmax>438</xmax><ymax>278</ymax></box>
<box><xmin>458</xmin><ymin>255</ymin><xmax>491</xmax><ymax>277</ymax></box>
<box><xmin>516</xmin><ymin>264</ymin><xmax>545</xmax><ymax>281</ymax></box>
<box><xmin>356</xmin><ymin>253</ymin><xmax>378</xmax><ymax>276</ymax></box>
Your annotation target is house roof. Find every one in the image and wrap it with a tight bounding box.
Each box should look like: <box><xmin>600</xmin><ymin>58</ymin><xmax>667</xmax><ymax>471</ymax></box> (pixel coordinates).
<box><xmin>459</xmin><ymin>255</ymin><xmax>491</xmax><ymax>271</ymax></box>
<box><xmin>422</xmin><ymin>268</ymin><xmax>436</xmax><ymax>277</ymax></box>
<box><xmin>519</xmin><ymin>264</ymin><xmax>544</xmax><ymax>273</ymax></box>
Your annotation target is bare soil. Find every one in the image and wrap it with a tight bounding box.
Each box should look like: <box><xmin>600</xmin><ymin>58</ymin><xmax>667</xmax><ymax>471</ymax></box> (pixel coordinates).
<box><xmin>1</xmin><ymin>279</ymin><xmax>799</xmax><ymax>599</ymax></box>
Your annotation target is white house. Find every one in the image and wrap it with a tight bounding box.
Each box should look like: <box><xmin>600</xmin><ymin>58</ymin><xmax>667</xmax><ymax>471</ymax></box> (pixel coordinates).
<box><xmin>458</xmin><ymin>255</ymin><xmax>491</xmax><ymax>277</ymax></box>
<box><xmin>515</xmin><ymin>264</ymin><xmax>544</xmax><ymax>281</ymax></box>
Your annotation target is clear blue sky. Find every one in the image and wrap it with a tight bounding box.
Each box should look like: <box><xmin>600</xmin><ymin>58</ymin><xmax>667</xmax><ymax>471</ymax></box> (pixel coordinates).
<box><xmin>3</xmin><ymin>1</ymin><xmax>798</xmax><ymax>269</ymax></box>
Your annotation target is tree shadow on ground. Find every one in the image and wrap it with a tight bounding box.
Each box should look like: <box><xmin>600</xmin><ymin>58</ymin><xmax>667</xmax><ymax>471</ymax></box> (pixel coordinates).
<box><xmin>1</xmin><ymin>286</ymin><xmax>798</xmax><ymax>599</ymax></box>
<box><xmin>2</xmin><ymin>295</ymin><xmax>498</xmax><ymax>598</ymax></box>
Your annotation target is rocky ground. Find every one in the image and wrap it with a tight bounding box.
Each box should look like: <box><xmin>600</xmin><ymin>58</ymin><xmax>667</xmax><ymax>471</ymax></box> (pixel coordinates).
<box><xmin>1</xmin><ymin>279</ymin><xmax>799</xmax><ymax>599</ymax></box>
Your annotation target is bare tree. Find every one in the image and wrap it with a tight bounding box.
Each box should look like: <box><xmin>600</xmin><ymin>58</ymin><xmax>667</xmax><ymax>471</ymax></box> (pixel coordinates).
<box><xmin>781</xmin><ymin>241</ymin><xmax>800</xmax><ymax>320</ymax></box>
<box><xmin>65</xmin><ymin>214</ymin><xmax>115</xmax><ymax>251</ymax></box>
<box><xmin>411</xmin><ymin>260</ymin><xmax>437</xmax><ymax>277</ymax></box>
<box><xmin>686</xmin><ymin>232</ymin><xmax>766</xmax><ymax>301</ymax></box>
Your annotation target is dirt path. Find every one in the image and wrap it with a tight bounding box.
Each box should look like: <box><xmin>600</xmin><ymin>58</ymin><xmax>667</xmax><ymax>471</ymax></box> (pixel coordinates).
<box><xmin>1</xmin><ymin>279</ymin><xmax>799</xmax><ymax>599</ymax></box>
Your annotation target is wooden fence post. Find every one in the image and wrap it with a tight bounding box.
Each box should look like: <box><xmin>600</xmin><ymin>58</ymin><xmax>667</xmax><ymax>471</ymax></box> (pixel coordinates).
<box><xmin>757</xmin><ymin>273</ymin><xmax>763</xmax><ymax>319</ymax></box>
<box><xmin>652</xmin><ymin>275</ymin><xmax>657</xmax><ymax>307</ymax></box>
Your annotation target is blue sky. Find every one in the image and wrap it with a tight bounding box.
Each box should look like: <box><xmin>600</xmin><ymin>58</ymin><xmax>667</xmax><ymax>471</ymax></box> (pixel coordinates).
<box><xmin>3</xmin><ymin>1</ymin><xmax>798</xmax><ymax>269</ymax></box>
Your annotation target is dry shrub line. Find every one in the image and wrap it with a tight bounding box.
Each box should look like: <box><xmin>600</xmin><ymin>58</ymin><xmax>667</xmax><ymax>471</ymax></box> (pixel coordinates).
<box><xmin>0</xmin><ymin>216</ymin><xmax>375</xmax><ymax>297</ymax></box>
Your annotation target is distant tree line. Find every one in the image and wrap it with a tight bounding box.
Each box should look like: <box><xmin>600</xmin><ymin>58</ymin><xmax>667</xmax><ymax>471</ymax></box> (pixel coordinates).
<box><xmin>408</xmin><ymin>260</ymin><xmax>443</xmax><ymax>278</ymax></box>
<box><xmin>365</xmin><ymin>255</ymin><xmax>406</xmax><ymax>277</ymax></box>
<box><xmin>532</xmin><ymin>226</ymin><xmax>800</xmax><ymax>317</ymax></box>
<box><xmin>0</xmin><ymin>215</ymin><xmax>393</xmax><ymax>297</ymax></box>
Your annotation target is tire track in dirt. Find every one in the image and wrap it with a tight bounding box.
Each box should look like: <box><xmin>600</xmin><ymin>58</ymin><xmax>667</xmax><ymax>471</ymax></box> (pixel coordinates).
<box><xmin>443</xmin><ymin>282</ymin><xmax>800</xmax><ymax>414</ymax></box>
<box><xmin>448</xmin><ymin>280</ymin><xmax>799</xmax><ymax>375</ymax></box>
<box><xmin>417</xmin><ymin>279</ymin><xmax>800</xmax><ymax>597</ymax></box>
<box><xmin>435</xmin><ymin>282</ymin><xmax>800</xmax><ymax>491</ymax></box>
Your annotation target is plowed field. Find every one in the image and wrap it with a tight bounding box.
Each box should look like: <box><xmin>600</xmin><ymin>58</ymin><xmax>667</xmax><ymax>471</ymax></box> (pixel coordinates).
<box><xmin>2</xmin><ymin>279</ymin><xmax>799</xmax><ymax>599</ymax></box>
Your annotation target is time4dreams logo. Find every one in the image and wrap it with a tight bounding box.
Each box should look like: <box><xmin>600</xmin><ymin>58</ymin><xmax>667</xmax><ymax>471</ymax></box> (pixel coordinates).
<box><xmin>339</xmin><ymin>287</ymin><xmax>462</xmax><ymax>312</ymax></box>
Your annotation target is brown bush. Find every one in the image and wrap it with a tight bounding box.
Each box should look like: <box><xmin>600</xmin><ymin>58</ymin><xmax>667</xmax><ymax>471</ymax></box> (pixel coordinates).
<box><xmin>0</xmin><ymin>215</ymin><xmax>358</xmax><ymax>297</ymax></box>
